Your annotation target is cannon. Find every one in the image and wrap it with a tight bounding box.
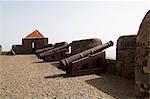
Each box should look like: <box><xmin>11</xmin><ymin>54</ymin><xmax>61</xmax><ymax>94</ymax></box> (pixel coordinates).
<box><xmin>43</xmin><ymin>43</ymin><xmax>70</xmax><ymax>57</ymax></box>
<box><xmin>60</xmin><ymin>41</ymin><xmax>113</xmax><ymax>67</ymax></box>
<box><xmin>37</xmin><ymin>42</ymin><xmax>69</xmax><ymax>59</ymax></box>
<box><xmin>59</xmin><ymin>41</ymin><xmax>114</xmax><ymax>75</ymax></box>
<box><xmin>43</xmin><ymin>48</ymin><xmax>70</xmax><ymax>62</ymax></box>
<box><xmin>35</xmin><ymin>46</ymin><xmax>54</xmax><ymax>56</ymax></box>
<box><xmin>37</xmin><ymin>42</ymin><xmax>70</xmax><ymax>62</ymax></box>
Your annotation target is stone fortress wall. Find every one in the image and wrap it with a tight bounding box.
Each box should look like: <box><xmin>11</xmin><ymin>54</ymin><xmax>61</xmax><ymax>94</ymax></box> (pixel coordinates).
<box><xmin>116</xmin><ymin>35</ymin><xmax>137</xmax><ymax>79</ymax></box>
<box><xmin>13</xmin><ymin>38</ymin><xmax>48</xmax><ymax>54</ymax></box>
<box><xmin>70</xmin><ymin>38</ymin><xmax>102</xmax><ymax>55</ymax></box>
<box><xmin>135</xmin><ymin>10</ymin><xmax>150</xmax><ymax>98</ymax></box>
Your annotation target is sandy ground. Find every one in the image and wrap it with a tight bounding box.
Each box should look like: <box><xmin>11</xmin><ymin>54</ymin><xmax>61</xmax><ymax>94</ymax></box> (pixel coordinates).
<box><xmin>0</xmin><ymin>55</ymin><xmax>135</xmax><ymax>99</ymax></box>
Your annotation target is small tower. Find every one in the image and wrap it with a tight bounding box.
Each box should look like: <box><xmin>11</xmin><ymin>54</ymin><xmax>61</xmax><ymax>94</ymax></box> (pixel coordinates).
<box><xmin>12</xmin><ymin>30</ymin><xmax>48</xmax><ymax>54</ymax></box>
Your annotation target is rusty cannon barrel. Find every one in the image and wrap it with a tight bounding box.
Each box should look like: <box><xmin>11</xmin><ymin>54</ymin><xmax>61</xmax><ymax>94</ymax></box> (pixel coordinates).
<box><xmin>59</xmin><ymin>41</ymin><xmax>113</xmax><ymax>68</ymax></box>
<box><xmin>38</xmin><ymin>42</ymin><xmax>70</xmax><ymax>59</ymax></box>
<box><xmin>43</xmin><ymin>43</ymin><xmax>70</xmax><ymax>57</ymax></box>
<box><xmin>35</xmin><ymin>46</ymin><xmax>54</xmax><ymax>55</ymax></box>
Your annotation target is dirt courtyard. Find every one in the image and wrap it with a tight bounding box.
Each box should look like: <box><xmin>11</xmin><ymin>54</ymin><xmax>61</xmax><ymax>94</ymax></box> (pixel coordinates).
<box><xmin>0</xmin><ymin>55</ymin><xmax>135</xmax><ymax>99</ymax></box>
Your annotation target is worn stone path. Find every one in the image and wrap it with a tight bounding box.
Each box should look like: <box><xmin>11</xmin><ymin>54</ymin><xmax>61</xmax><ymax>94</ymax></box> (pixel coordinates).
<box><xmin>0</xmin><ymin>55</ymin><xmax>134</xmax><ymax>99</ymax></box>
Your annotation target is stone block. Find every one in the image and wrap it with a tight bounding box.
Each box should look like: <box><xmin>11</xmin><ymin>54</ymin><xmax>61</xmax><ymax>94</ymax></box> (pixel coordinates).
<box><xmin>116</xmin><ymin>35</ymin><xmax>136</xmax><ymax>79</ymax></box>
<box><xmin>106</xmin><ymin>59</ymin><xmax>116</xmax><ymax>74</ymax></box>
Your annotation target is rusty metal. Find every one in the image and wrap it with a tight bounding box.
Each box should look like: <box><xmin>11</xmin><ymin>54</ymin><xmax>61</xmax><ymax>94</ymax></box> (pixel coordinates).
<box><xmin>59</xmin><ymin>41</ymin><xmax>113</xmax><ymax>68</ymax></box>
<box><xmin>43</xmin><ymin>49</ymin><xmax>69</xmax><ymax>62</ymax></box>
<box><xmin>44</xmin><ymin>43</ymin><xmax>70</xmax><ymax>57</ymax></box>
<box><xmin>38</xmin><ymin>42</ymin><xmax>70</xmax><ymax>59</ymax></box>
<box><xmin>35</xmin><ymin>46</ymin><xmax>54</xmax><ymax>55</ymax></box>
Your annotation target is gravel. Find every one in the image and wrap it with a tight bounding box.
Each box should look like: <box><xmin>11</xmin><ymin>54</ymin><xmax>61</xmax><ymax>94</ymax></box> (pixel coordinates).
<box><xmin>0</xmin><ymin>55</ymin><xmax>134</xmax><ymax>99</ymax></box>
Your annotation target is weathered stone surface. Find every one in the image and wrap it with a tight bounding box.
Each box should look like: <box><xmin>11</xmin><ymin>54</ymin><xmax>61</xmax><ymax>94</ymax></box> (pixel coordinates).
<box><xmin>106</xmin><ymin>59</ymin><xmax>116</xmax><ymax>74</ymax></box>
<box><xmin>13</xmin><ymin>38</ymin><xmax>48</xmax><ymax>54</ymax></box>
<box><xmin>135</xmin><ymin>10</ymin><xmax>150</xmax><ymax>98</ymax></box>
<box><xmin>70</xmin><ymin>38</ymin><xmax>102</xmax><ymax>55</ymax></box>
<box><xmin>116</xmin><ymin>35</ymin><xmax>136</xmax><ymax>79</ymax></box>
<box><xmin>0</xmin><ymin>45</ymin><xmax>2</xmax><ymax>55</ymax></box>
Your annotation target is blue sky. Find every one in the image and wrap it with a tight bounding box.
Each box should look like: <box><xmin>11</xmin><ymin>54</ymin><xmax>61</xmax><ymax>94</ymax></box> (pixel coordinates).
<box><xmin>0</xmin><ymin>0</ymin><xmax>150</xmax><ymax>58</ymax></box>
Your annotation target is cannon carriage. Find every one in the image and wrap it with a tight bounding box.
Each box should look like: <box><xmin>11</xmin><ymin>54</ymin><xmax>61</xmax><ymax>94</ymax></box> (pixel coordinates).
<box><xmin>59</xmin><ymin>41</ymin><xmax>114</xmax><ymax>76</ymax></box>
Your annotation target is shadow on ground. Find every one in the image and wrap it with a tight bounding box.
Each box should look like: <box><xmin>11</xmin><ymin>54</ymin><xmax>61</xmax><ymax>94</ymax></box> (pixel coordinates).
<box><xmin>85</xmin><ymin>74</ymin><xmax>135</xmax><ymax>99</ymax></box>
<box><xmin>44</xmin><ymin>73</ymin><xmax>67</xmax><ymax>78</ymax></box>
<box><xmin>33</xmin><ymin>61</ymin><xmax>44</xmax><ymax>63</ymax></box>
<box><xmin>32</xmin><ymin>61</ymin><xmax>59</xmax><ymax>65</ymax></box>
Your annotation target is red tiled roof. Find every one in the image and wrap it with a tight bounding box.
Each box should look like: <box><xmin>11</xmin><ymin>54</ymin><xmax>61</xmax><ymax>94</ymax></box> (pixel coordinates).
<box><xmin>24</xmin><ymin>30</ymin><xmax>45</xmax><ymax>39</ymax></box>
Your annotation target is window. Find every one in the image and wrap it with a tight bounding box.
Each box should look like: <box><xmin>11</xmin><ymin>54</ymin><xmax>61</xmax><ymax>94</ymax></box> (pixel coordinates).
<box><xmin>32</xmin><ymin>42</ymin><xmax>35</xmax><ymax>49</ymax></box>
